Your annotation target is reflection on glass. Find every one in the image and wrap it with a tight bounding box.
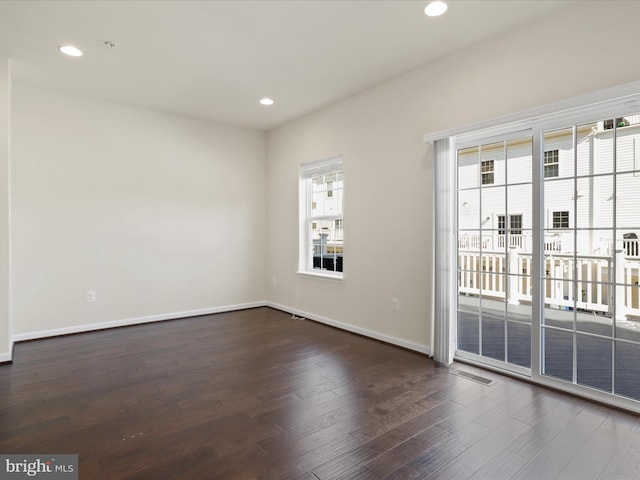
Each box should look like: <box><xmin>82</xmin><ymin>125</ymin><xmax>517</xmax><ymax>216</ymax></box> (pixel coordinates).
<box><xmin>542</xmin><ymin>327</ymin><xmax>573</xmax><ymax>382</ymax></box>
<box><xmin>508</xmin><ymin>321</ymin><xmax>531</xmax><ymax>368</ymax></box>
<box><xmin>577</xmin><ymin>334</ymin><xmax>612</xmax><ymax>392</ymax></box>
<box><xmin>615</xmin><ymin>340</ymin><xmax>640</xmax><ymax>401</ymax></box>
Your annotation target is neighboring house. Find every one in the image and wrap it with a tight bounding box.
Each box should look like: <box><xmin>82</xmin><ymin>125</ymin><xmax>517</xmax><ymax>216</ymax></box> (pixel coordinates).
<box><xmin>457</xmin><ymin>115</ymin><xmax>640</xmax><ymax>319</ymax></box>
<box><xmin>311</xmin><ymin>172</ymin><xmax>344</xmax><ymax>256</ymax></box>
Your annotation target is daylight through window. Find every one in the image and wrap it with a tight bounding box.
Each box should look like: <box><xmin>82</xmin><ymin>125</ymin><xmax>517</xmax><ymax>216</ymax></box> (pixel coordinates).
<box><xmin>300</xmin><ymin>157</ymin><xmax>344</xmax><ymax>276</ymax></box>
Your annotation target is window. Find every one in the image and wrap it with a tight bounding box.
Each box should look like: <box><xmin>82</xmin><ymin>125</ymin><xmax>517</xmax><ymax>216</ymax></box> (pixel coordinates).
<box><xmin>603</xmin><ymin>117</ymin><xmax>629</xmax><ymax>130</ymax></box>
<box><xmin>300</xmin><ymin>156</ymin><xmax>344</xmax><ymax>276</ymax></box>
<box><xmin>497</xmin><ymin>214</ymin><xmax>523</xmax><ymax>235</ymax></box>
<box><xmin>552</xmin><ymin>210</ymin><xmax>569</xmax><ymax>229</ymax></box>
<box><xmin>510</xmin><ymin>214</ymin><xmax>523</xmax><ymax>235</ymax></box>
<box><xmin>544</xmin><ymin>150</ymin><xmax>559</xmax><ymax>178</ymax></box>
<box><xmin>498</xmin><ymin>215</ymin><xmax>506</xmax><ymax>235</ymax></box>
<box><xmin>481</xmin><ymin>159</ymin><xmax>494</xmax><ymax>185</ymax></box>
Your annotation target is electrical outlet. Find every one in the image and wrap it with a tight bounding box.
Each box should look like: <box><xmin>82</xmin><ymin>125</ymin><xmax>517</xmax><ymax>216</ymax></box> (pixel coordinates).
<box><xmin>391</xmin><ymin>298</ymin><xmax>400</xmax><ymax>312</ymax></box>
<box><xmin>86</xmin><ymin>291</ymin><xmax>96</xmax><ymax>303</ymax></box>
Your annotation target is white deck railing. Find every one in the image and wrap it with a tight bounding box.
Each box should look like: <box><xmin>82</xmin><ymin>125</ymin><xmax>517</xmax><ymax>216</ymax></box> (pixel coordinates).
<box><xmin>459</xmin><ymin>247</ymin><xmax>640</xmax><ymax>319</ymax></box>
<box><xmin>458</xmin><ymin>234</ymin><xmax>640</xmax><ymax>258</ymax></box>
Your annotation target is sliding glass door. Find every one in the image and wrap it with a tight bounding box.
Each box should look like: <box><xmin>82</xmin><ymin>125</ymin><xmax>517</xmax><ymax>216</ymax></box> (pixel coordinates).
<box><xmin>455</xmin><ymin>107</ymin><xmax>640</xmax><ymax>406</ymax></box>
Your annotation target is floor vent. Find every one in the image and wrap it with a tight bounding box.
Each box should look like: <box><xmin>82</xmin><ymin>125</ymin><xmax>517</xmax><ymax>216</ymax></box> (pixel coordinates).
<box><xmin>450</xmin><ymin>369</ymin><xmax>495</xmax><ymax>386</ymax></box>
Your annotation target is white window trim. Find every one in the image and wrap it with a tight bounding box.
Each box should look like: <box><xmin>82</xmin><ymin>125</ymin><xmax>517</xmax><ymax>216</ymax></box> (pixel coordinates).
<box><xmin>552</xmin><ymin>210</ymin><xmax>570</xmax><ymax>229</ymax></box>
<box><xmin>298</xmin><ymin>155</ymin><xmax>344</xmax><ymax>280</ymax></box>
<box><xmin>424</xmin><ymin>80</ymin><xmax>640</xmax><ymax>145</ymax></box>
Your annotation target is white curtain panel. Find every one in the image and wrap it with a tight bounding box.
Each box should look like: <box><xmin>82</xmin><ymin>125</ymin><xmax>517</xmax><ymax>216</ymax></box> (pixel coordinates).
<box><xmin>432</xmin><ymin>137</ymin><xmax>457</xmax><ymax>365</ymax></box>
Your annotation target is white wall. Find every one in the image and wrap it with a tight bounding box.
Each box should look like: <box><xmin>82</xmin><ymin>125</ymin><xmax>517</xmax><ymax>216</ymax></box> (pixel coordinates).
<box><xmin>265</xmin><ymin>1</ymin><xmax>640</xmax><ymax>353</ymax></box>
<box><xmin>0</xmin><ymin>58</ymin><xmax>10</xmax><ymax>360</ymax></box>
<box><xmin>11</xmin><ymin>85</ymin><xmax>266</xmax><ymax>337</ymax></box>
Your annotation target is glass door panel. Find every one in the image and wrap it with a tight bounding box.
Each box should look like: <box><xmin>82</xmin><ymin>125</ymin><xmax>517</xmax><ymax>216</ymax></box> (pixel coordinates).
<box><xmin>541</xmin><ymin>112</ymin><xmax>640</xmax><ymax>401</ymax></box>
<box><xmin>456</xmin><ymin>135</ymin><xmax>532</xmax><ymax>369</ymax></box>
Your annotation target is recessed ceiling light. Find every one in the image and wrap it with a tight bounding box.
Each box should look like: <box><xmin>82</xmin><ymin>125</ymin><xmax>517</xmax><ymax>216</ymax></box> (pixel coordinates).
<box><xmin>424</xmin><ymin>1</ymin><xmax>448</xmax><ymax>17</ymax></box>
<box><xmin>259</xmin><ymin>98</ymin><xmax>274</xmax><ymax>106</ymax></box>
<box><xmin>58</xmin><ymin>45</ymin><xmax>83</xmax><ymax>57</ymax></box>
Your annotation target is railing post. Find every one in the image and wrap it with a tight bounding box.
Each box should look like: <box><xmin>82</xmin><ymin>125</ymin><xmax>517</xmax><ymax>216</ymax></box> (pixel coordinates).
<box><xmin>616</xmin><ymin>248</ymin><xmax>627</xmax><ymax>321</ymax></box>
<box><xmin>508</xmin><ymin>246</ymin><xmax>520</xmax><ymax>305</ymax></box>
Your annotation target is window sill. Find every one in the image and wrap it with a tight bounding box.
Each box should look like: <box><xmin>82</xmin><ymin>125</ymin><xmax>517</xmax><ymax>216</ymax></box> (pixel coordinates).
<box><xmin>296</xmin><ymin>270</ymin><xmax>344</xmax><ymax>283</ymax></box>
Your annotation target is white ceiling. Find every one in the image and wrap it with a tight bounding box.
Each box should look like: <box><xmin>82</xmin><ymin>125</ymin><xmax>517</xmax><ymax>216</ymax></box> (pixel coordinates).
<box><xmin>0</xmin><ymin>0</ymin><xmax>572</xmax><ymax>131</ymax></box>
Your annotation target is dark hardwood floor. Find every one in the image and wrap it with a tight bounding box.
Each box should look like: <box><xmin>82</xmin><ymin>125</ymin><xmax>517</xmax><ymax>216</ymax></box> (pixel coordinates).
<box><xmin>1</xmin><ymin>307</ymin><xmax>639</xmax><ymax>479</ymax></box>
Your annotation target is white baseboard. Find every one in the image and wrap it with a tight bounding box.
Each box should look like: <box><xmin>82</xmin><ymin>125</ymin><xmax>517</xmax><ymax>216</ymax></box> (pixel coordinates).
<box><xmin>0</xmin><ymin>349</ymin><xmax>12</xmax><ymax>363</ymax></box>
<box><xmin>11</xmin><ymin>301</ymin><xmax>266</xmax><ymax>344</ymax></box>
<box><xmin>267</xmin><ymin>301</ymin><xmax>431</xmax><ymax>356</ymax></box>
<box><xmin>5</xmin><ymin>300</ymin><xmax>430</xmax><ymax>361</ymax></box>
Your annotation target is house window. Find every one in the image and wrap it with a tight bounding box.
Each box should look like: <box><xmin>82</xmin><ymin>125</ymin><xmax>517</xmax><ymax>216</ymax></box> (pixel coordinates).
<box><xmin>481</xmin><ymin>160</ymin><xmax>494</xmax><ymax>185</ymax></box>
<box><xmin>552</xmin><ymin>211</ymin><xmax>569</xmax><ymax>229</ymax></box>
<box><xmin>544</xmin><ymin>150</ymin><xmax>559</xmax><ymax>178</ymax></box>
<box><xmin>300</xmin><ymin>156</ymin><xmax>344</xmax><ymax>276</ymax></box>
<box><xmin>510</xmin><ymin>215</ymin><xmax>523</xmax><ymax>235</ymax></box>
<box><xmin>498</xmin><ymin>215</ymin><xmax>506</xmax><ymax>235</ymax></box>
<box><xmin>603</xmin><ymin>117</ymin><xmax>629</xmax><ymax>130</ymax></box>
<box><xmin>498</xmin><ymin>214</ymin><xmax>523</xmax><ymax>235</ymax></box>
<box><xmin>327</xmin><ymin>180</ymin><xmax>334</xmax><ymax>198</ymax></box>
